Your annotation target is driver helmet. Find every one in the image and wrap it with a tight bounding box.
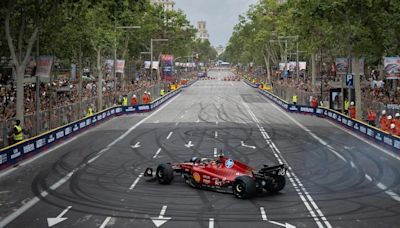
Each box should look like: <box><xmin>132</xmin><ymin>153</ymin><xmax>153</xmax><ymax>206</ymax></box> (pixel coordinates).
<box><xmin>388</xmin><ymin>115</ymin><xmax>393</xmax><ymax>120</ymax></box>
<box><xmin>382</xmin><ymin>110</ymin><xmax>387</xmax><ymax>115</ymax></box>
<box><xmin>390</xmin><ymin>123</ymin><xmax>396</xmax><ymax>129</ymax></box>
<box><xmin>395</xmin><ymin>113</ymin><xmax>400</xmax><ymax>118</ymax></box>
<box><xmin>350</xmin><ymin>101</ymin><xmax>355</xmax><ymax>106</ymax></box>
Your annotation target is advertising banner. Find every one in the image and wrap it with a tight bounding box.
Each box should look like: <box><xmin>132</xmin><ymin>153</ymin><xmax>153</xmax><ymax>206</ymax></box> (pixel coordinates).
<box><xmin>24</xmin><ymin>56</ymin><xmax>36</xmax><ymax>77</ymax></box>
<box><xmin>115</xmin><ymin>60</ymin><xmax>125</xmax><ymax>73</ymax></box>
<box><xmin>335</xmin><ymin>58</ymin><xmax>348</xmax><ymax>75</ymax></box>
<box><xmin>104</xmin><ymin>60</ymin><xmax>114</xmax><ymax>73</ymax></box>
<box><xmin>288</xmin><ymin>62</ymin><xmax>296</xmax><ymax>72</ymax></box>
<box><xmin>279</xmin><ymin>63</ymin><xmax>286</xmax><ymax>71</ymax></box>
<box><xmin>104</xmin><ymin>60</ymin><xmax>125</xmax><ymax>73</ymax></box>
<box><xmin>384</xmin><ymin>57</ymin><xmax>400</xmax><ymax>79</ymax></box>
<box><xmin>144</xmin><ymin>61</ymin><xmax>159</xmax><ymax>70</ymax></box>
<box><xmin>161</xmin><ymin>54</ymin><xmax>174</xmax><ymax>82</ymax></box>
<box><xmin>299</xmin><ymin>61</ymin><xmax>307</xmax><ymax>71</ymax></box>
<box><xmin>35</xmin><ymin>56</ymin><xmax>53</xmax><ymax>78</ymax></box>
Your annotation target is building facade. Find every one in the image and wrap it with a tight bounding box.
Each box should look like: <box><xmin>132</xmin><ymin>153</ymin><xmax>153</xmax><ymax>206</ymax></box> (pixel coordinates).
<box><xmin>150</xmin><ymin>0</ymin><xmax>175</xmax><ymax>11</ymax></box>
<box><xmin>196</xmin><ymin>21</ymin><xmax>209</xmax><ymax>42</ymax></box>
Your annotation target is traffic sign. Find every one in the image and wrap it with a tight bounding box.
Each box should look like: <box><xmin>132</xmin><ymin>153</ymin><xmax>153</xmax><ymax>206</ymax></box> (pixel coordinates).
<box><xmin>346</xmin><ymin>74</ymin><xmax>354</xmax><ymax>87</ymax></box>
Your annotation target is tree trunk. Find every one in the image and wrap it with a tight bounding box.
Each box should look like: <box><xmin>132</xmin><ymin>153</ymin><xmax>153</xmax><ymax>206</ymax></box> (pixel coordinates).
<box><xmin>5</xmin><ymin>11</ymin><xmax>38</xmax><ymax>124</ymax></box>
<box><xmin>311</xmin><ymin>52</ymin><xmax>317</xmax><ymax>93</ymax></box>
<box><xmin>96</xmin><ymin>48</ymin><xmax>103</xmax><ymax>110</ymax></box>
<box><xmin>16</xmin><ymin>67</ymin><xmax>24</xmax><ymax>123</ymax></box>
<box><xmin>263</xmin><ymin>52</ymin><xmax>271</xmax><ymax>83</ymax></box>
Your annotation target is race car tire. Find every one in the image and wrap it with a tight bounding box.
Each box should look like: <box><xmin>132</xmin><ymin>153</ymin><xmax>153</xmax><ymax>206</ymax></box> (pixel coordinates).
<box><xmin>156</xmin><ymin>164</ymin><xmax>174</xmax><ymax>185</ymax></box>
<box><xmin>233</xmin><ymin>176</ymin><xmax>256</xmax><ymax>199</ymax></box>
<box><xmin>266</xmin><ymin>175</ymin><xmax>286</xmax><ymax>193</ymax></box>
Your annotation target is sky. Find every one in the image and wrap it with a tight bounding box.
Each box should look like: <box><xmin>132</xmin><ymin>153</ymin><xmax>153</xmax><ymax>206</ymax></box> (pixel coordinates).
<box><xmin>174</xmin><ymin>0</ymin><xmax>259</xmax><ymax>47</ymax></box>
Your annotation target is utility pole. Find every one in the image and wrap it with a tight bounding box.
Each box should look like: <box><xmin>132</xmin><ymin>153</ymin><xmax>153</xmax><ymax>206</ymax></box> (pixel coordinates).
<box><xmin>35</xmin><ymin>0</ymin><xmax>41</xmax><ymax>135</ymax></box>
<box><xmin>353</xmin><ymin>59</ymin><xmax>362</xmax><ymax>120</ymax></box>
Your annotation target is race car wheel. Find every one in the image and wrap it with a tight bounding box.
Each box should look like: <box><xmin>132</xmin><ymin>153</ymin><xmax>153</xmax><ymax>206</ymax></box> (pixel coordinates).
<box><xmin>233</xmin><ymin>176</ymin><xmax>256</xmax><ymax>199</ymax></box>
<box><xmin>156</xmin><ymin>164</ymin><xmax>174</xmax><ymax>185</ymax></box>
<box><xmin>266</xmin><ymin>175</ymin><xmax>286</xmax><ymax>193</ymax></box>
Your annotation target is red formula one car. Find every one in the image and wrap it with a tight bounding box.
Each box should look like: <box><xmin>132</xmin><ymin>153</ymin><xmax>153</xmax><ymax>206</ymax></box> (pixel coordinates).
<box><xmin>144</xmin><ymin>156</ymin><xmax>287</xmax><ymax>199</ymax></box>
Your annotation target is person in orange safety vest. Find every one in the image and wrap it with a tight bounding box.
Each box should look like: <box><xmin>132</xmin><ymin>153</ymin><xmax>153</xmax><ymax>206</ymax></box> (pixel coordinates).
<box><xmin>389</xmin><ymin>123</ymin><xmax>400</xmax><ymax>136</ymax></box>
<box><xmin>379</xmin><ymin>110</ymin><xmax>388</xmax><ymax>130</ymax></box>
<box><xmin>382</xmin><ymin>115</ymin><xmax>392</xmax><ymax>132</ymax></box>
<box><xmin>131</xmin><ymin>94</ymin><xmax>138</xmax><ymax>105</ymax></box>
<box><xmin>311</xmin><ymin>96</ymin><xmax>318</xmax><ymax>108</ymax></box>
<box><xmin>348</xmin><ymin>101</ymin><xmax>356</xmax><ymax>119</ymax></box>
<box><xmin>142</xmin><ymin>91</ymin><xmax>148</xmax><ymax>104</ymax></box>
<box><xmin>394</xmin><ymin>113</ymin><xmax>400</xmax><ymax>129</ymax></box>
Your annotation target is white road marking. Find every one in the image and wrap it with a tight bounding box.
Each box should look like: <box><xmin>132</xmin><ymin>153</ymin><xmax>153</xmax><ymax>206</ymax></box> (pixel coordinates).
<box><xmin>242</xmin><ymin>101</ymin><xmax>330</xmax><ymax>228</ymax></box>
<box><xmin>230</xmin><ymin>81</ymin><xmax>234</xmax><ymax>86</ymax></box>
<box><xmin>213</xmin><ymin>148</ymin><xmax>218</xmax><ymax>157</ymax></box>
<box><xmin>350</xmin><ymin>161</ymin><xmax>356</xmax><ymax>168</ymax></box>
<box><xmin>180</xmin><ymin>115</ymin><xmax>184</xmax><ymax>118</ymax></box>
<box><xmin>0</xmin><ymin>94</ymin><xmax>182</xmax><ymax>227</ymax></box>
<box><xmin>129</xmin><ymin>173</ymin><xmax>144</xmax><ymax>190</ymax></box>
<box><xmin>270</xmin><ymin>103</ymin><xmax>348</xmax><ymax>164</ymax></box>
<box><xmin>166</xmin><ymin>131</ymin><xmax>173</xmax><ymax>140</ymax></box>
<box><xmin>0</xmin><ymin>131</ymin><xmax>89</xmax><ymax>179</ymax></box>
<box><xmin>324</xmin><ymin>113</ymin><xmax>400</xmax><ymax>161</ymax></box>
<box><xmin>209</xmin><ymin>218</ymin><xmax>214</xmax><ymax>228</ymax></box>
<box><xmin>131</xmin><ymin>142</ymin><xmax>141</xmax><ymax>149</ymax></box>
<box><xmin>240</xmin><ymin>141</ymin><xmax>256</xmax><ymax>149</ymax></box>
<box><xmin>99</xmin><ymin>217</ymin><xmax>112</xmax><ymax>228</ymax></box>
<box><xmin>365</xmin><ymin>175</ymin><xmax>400</xmax><ymax>202</ymax></box>
<box><xmin>47</xmin><ymin>206</ymin><xmax>72</xmax><ymax>227</ymax></box>
<box><xmin>260</xmin><ymin>207</ymin><xmax>267</xmax><ymax>221</ymax></box>
<box><xmin>215</xmin><ymin>131</ymin><xmax>218</xmax><ymax>138</ymax></box>
<box><xmin>153</xmin><ymin>148</ymin><xmax>162</xmax><ymax>158</ymax></box>
<box><xmin>262</xmin><ymin>94</ymin><xmax>400</xmax><ymax>204</ymax></box>
<box><xmin>154</xmin><ymin>120</ymin><xmax>160</xmax><ymax>124</ymax></box>
<box><xmin>175</xmin><ymin>122</ymin><xmax>179</xmax><ymax>126</ymax></box>
<box><xmin>151</xmin><ymin>205</ymin><xmax>171</xmax><ymax>227</ymax></box>
<box><xmin>185</xmin><ymin>141</ymin><xmax>194</xmax><ymax>148</ymax></box>
<box><xmin>196</xmin><ymin>119</ymin><xmax>200</xmax><ymax>123</ymax></box>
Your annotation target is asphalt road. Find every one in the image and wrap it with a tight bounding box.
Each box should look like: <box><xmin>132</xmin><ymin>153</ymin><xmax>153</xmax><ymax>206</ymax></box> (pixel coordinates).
<box><xmin>0</xmin><ymin>70</ymin><xmax>399</xmax><ymax>228</ymax></box>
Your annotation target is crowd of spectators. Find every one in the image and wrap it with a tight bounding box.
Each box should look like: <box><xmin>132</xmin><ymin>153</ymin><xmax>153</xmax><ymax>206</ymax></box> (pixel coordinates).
<box><xmin>0</xmin><ymin>70</ymin><xmax>158</xmax><ymax>121</ymax></box>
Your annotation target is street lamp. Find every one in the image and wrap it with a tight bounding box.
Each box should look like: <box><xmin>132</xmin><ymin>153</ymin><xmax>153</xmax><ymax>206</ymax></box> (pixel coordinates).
<box><xmin>150</xmin><ymin>38</ymin><xmax>168</xmax><ymax>81</ymax></box>
<box><xmin>113</xmin><ymin>25</ymin><xmax>141</xmax><ymax>90</ymax></box>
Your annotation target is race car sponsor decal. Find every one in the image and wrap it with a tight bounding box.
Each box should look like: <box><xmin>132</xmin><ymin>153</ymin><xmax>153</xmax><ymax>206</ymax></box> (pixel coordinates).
<box><xmin>193</xmin><ymin>172</ymin><xmax>201</xmax><ymax>183</ymax></box>
<box><xmin>225</xmin><ymin>159</ymin><xmax>234</xmax><ymax>168</ymax></box>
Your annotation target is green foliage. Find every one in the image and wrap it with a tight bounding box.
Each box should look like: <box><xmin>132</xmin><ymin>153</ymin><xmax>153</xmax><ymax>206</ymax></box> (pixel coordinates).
<box><xmin>1</xmin><ymin>0</ymin><xmax>200</xmax><ymax>66</ymax></box>
<box><xmin>224</xmin><ymin>0</ymin><xmax>400</xmax><ymax>67</ymax></box>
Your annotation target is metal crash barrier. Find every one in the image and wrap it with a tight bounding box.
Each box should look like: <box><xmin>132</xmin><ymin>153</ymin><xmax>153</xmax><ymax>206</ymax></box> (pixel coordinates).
<box><xmin>244</xmin><ymin>79</ymin><xmax>400</xmax><ymax>152</ymax></box>
<box><xmin>0</xmin><ymin>87</ymin><xmax>186</xmax><ymax>171</ymax></box>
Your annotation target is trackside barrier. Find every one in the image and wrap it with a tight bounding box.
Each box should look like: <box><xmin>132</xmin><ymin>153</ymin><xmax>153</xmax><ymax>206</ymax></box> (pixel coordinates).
<box><xmin>245</xmin><ymin>80</ymin><xmax>400</xmax><ymax>152</ymax></box>
<box><xmin>181</xmin><ymin>79</ymin><xmax>198</xmax><ymax>88</ymax></box>
<box><xmin>243</xmin><ymin>79</ymin><xmax>260</xmax><ymax>88</ymax></box>
<box><xmin>0</xmin><ymin>87</ymin><xmax>185</xmax><ymax>171</ymax></box>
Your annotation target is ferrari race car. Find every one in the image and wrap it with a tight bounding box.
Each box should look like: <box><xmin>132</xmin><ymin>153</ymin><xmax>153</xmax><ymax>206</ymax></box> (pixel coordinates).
<box><xmin>144</xmin><ymin>156</ymin><xmax>287</xmax><ymax>199</ymax></box>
